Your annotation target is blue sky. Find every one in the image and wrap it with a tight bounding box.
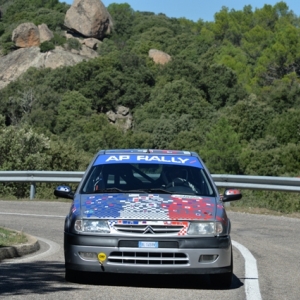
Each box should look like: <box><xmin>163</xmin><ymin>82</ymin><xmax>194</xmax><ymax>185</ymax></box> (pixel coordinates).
<box><xmin>62</xmin><ymin>0</ymin><xmax>300</xmax><ymax>22</ymax></box>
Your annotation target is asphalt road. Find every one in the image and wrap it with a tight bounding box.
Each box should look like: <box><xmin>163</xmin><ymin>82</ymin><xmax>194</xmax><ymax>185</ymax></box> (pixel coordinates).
<box><xmin>0</xmin><ymin>200</ymin><xmax>299</xmax><ymax>299</ymax></box>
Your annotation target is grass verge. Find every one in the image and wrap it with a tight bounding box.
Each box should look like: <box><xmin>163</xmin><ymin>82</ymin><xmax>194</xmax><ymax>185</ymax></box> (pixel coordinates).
<box><xmin>226</xmin><ymin>206</ymin><xmax>300</xmax><ymax>219</ymax></box>
<box><xmin>0</xmin><ymin>227</ymin><xmax>28</xmax><ymax>247</ymax></box>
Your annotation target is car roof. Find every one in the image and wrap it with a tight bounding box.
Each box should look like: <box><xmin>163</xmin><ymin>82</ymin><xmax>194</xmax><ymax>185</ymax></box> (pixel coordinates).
<box><xmin>97</xmin><ymin>149</ymin><xmax>199</xmax><ymax>157</ymax></box>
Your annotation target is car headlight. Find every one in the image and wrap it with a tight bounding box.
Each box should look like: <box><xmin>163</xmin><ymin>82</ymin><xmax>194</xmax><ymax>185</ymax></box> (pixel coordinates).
<box><xmin>187</xmin><ymin>222</ymin><xmax>223</xmax><ymax>235</ymax></box>
<box><xmin>74</xmin><ymin>219</ymin><xmax>110</xmax><ymax>233</ymax></box>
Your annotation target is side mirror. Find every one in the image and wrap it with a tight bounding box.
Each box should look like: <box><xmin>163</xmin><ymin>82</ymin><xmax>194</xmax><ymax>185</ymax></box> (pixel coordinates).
<box><xmin>54</xmin><ymin>185</ymin><xmax>74</xmax><ymax>200</ymax></box>
<box><xmin>221</xmin><ymin>189</ymin><xmax>242</xmax><ymax>202</ymax></box>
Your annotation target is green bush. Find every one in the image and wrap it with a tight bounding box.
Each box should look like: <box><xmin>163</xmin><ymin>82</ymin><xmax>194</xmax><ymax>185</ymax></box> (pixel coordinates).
<box><xmin>51</xmin><ymin>32</ymin><xmax>66</xmax><ymax>46</ymax></box>
<box><xmin>40</xmin><ymin>40</ymin><xmax>55</xmax><ymax>52</ymax></box>
<box><xmin>66</xmin><ymin>38</ymin><xmax>82</xmax><ymax>51</ymax></box>
<box><xmin>0</xmin><ymin>29</ymin><xmax>15</xmax><ymax>55</ymax></box>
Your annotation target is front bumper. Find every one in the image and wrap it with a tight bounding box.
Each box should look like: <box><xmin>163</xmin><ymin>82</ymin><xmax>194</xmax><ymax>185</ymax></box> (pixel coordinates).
<box><xmin>64</xmin><ymin>233</ymin><xmax>232</xmax><ymax>274</ymax></box>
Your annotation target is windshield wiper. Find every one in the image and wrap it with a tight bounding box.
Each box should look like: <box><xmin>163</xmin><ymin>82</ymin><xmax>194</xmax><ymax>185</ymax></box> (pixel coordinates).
<box><xmin>93</xmin><ymin>188</ymin><xmax>174</xmax><ymax>194</ymax></box>
<box><xmin>92</xmin><ymin>188</ymin><xmax>199</xmax><ymax>195</ymax></box>
<box><xmin>93</xmin><ymin>188</ymin><xmax>125</xmax><ymax>193</ymax></box>
<box><xmin>149</xmin><ymin>188</ymin><xmax>202</xmax><ymax>196</ymax></box>
<box><xmin>125</xmin><ymin>188</ymin><xmax>174</xmax><ymax>194</ymax></box>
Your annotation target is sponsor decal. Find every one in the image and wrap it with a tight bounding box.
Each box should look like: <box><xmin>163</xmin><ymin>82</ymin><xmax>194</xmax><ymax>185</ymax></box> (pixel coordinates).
<box><xmin>93</xmin><ymin>154</ymin><xmax>202</xmax><ymax>167</ymax></box>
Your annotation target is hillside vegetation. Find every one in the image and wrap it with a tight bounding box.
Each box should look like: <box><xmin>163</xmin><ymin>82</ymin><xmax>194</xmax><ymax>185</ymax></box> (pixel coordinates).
<box><xmin>0</xmin><ymin>0</ymin><xmax>300</xmax><ymax>212</ymax></box>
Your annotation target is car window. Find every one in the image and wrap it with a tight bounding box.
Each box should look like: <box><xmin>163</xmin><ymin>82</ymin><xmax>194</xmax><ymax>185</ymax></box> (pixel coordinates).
<box><xmin>80</xmin><ymin>162</ymin><xmax>215</xmax><ymax>197</ymax></box>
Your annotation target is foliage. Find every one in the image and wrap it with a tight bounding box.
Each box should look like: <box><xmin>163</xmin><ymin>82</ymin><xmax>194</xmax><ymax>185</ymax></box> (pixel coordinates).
<box><xmin>107</xmin><ymin>3</ymin><xmax>135</xmax><ymax>39</ymax></box>
<box><xmin>224</xmin><ymin>95</ymin><xmax>275</xmax><ymax>142</ymax></box>
<box><xmin>0</xmin><ymin>28</ymin><xmax>15</xmax><ymax>55</ymax></box>
<box><xmin>66</xmin><ymin>38</ymin><xmax>82</xmax><ymax>51</ymax></box>
<box><xmin>201</xmin><ymin>118</ymin><xmax>241</xmax><ymax>174</ymax></box>
<box><xmin>0</xmin><ymin>124</ymin><xmax>90</xmax><ymax>198</ymax></box>
<box><xmin>0</xmin><ymin>125</ymin><xmax>49</xmax><ymax>198</ymax></box>
<box><xmin>40</xmin><ymin>40</ymin><xmax>55</xmax><ymax>52</ymax></box>
<box><xmin>54</xmin><ymin>91</ymin><xmax>93</xmax><ymax>135</ymax></box>
<box><xmin>51</xmin><ymin>32</ymin><xmax>66</xmax><ymax>47</ymax></box>
<box><xmin>238</xmin><ymin>137</ymin><xmax>300</xmax><ymax>176</ymax></box>
<box><xmin>265</xmin><ymin>108</ymin><xmax>300</xmax><ymax>144</ymax></box>
<box><xmin>0</xmin><ymin>125</ymin><xmax>50</xmax><ymax>171</ymax></box>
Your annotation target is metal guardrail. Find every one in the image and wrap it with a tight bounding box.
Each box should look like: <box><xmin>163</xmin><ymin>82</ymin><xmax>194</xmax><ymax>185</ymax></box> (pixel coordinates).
<box><xmin>213</xmin><ymin>174</ymin><xmax>300</xmax><ymax>192</ymax></box>
<box><xmin>0</xmin><ymin>171</ymin><xmax>300</xmax><ymax>199</ymax></box>
<box><xmin>0</xmin><ymin>171</ymin><xmax>84</xmax><ymax>200</ymax></box>
<box><xmin>0</xmin><ymin>171</ymin><xmax>84</xmax><ymax>183</ymax></box>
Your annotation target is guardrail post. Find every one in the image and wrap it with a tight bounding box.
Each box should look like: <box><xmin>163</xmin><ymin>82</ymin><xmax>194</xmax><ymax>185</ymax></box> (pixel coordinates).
<box><xmin>30</xmin><ymin>183</ymin><xmax>36</xmax><ymax>200</ymax></box>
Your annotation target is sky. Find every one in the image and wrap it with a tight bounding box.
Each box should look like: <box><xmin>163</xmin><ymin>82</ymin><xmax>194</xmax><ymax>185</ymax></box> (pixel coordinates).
<box><xmin>62</xmin><ymin>0</ymin><xmax>300</xmax><ymax>22</ymax></box>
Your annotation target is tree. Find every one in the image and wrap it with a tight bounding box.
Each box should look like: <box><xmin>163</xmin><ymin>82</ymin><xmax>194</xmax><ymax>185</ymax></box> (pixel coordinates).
<box><xmin>242</xmin><ymin>25</ymin><xmax>273</xmax><ymax>61</ymax></box>
<box><xmin>253</xmin><ymin>23</ymin><xmax>300</xmax><ymax>86</ymax></box>
<box><xmin>133</xmin><ymin>79</ymin><xmax>214</xmax><ymax>132</ymax></box>
<box><xmin>71</xmin><ymin>114</ymin><xmax>126</xmax><ymax>154</ymax></box>
<box><xmin>107</xmin><ymin>3</ymin><xmax>135</xmax><ymax>39</ymax></box>
<box><xmin>238</xmin><ymin>136</ymin><xmax>285</xmax><ymax>176</ymax></box>
<box><xmin>55</xmin><ymin>91</ymin><xmax>93</xmax><ymax>135</ymax></box>
<box><xmin>198</xmin><ymin>63</ymin><xmax>247</xmax><ymax>109</ymax></box>
<box><xmin>259</xmin><ymin>73</ymin><xmax>300</xmax><ymax>112</ymax></box>
<box><xmin>224</xmin><ymin>95</ymin><xmax>275</xmax><ymax>142</ymax></box>
<box><xmin>201</xmin><ymin>118</ymin><xmax>241</xmax><ymax>174</ymax></box>
<box><xmin>0</xmin><ymin>125</ymin><xmax>50</xmax><ymax>171</ymax></box>
<box><xmin>265</xmin><ymin>108</ymin><xmax>300</xmax><ymax>144</ymax></box>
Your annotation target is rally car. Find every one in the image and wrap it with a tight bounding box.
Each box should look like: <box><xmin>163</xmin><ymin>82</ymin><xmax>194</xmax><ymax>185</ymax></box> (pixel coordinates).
<box><xmin>54</xmin><ymin>149</ymin><xmax>242</xmax><ymax>288</ymax></box>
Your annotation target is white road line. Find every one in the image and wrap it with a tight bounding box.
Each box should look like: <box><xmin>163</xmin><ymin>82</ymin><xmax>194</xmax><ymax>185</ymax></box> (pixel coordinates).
<box><xmin>233</xmin><ymin>240</ymin><xmax>262</xmax><ymax>300</ymax></box>
<box><xmin>0</xmin><ymin>212</ymin><xmax>65</xmax><ymax>218</ymax></box>
<box><xmin>3</xmin><ymin>236</ymin><xmax>61</xmax><ymax>264</ymax></box>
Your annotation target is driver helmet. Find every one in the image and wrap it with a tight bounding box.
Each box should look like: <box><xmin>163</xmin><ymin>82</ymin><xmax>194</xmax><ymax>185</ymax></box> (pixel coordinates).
<box><xmin>162</xmin><ymin>166</ymin><xmax>188</xmax><ymax>185</ymax></box>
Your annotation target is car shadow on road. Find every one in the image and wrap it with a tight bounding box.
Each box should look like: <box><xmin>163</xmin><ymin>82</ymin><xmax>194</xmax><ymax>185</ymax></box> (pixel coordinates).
<box><xmin>0</xmin><ymin>261</ymin><xmax>243</xmax><ymax>295</ymax></box>
<box><xmin>0</xmin><ymin>261</ymin><xmax>79</xmax><ymax>296</ymax></box>
<box><xmin>72</xmin><ymin>271</ymin><xmax>244</xmax><ymax>290</ymax></box>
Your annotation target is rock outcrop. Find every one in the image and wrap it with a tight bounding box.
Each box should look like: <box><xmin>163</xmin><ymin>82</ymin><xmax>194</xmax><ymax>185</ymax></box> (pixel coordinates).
<box><xmin>0</xmin><ymin>0</ymin><xmax>114</xmax><ymax>89</ymax></box>
<box><xmin>64</xmin><ymin>0</ymin><xmax>113</xmax><ymax>39</ymax></box>
<box><xmin>0</xmin><ymin>47</ymin><xmax>87</xmax><ymax>90</ymax></box>
<box><xmin>83</xmin><ymin>38</ymin><xmax>102</xmax><ymax>50</ymax></box>
<box><xmin>38</xmin><ymin>24</ymin><xmax>54</xmax><ymax>43</ymax></box>
<box><xmin>149</xmin><ymin>49</ymin><xmax>172</xmax><ymax>65</ymax></box>
<box><xmin>78</xmin><ymin>44</ymin><xmax>99</xmax><ymax>58</ymax></box>
<box><xmin>12</xmin><ymin>23</ymin><xmax>40</xmax><ymax>48</ymax></box>
<box><xmin>12</xmin><ymin>23</ymin><xmax>54</xmax><ymax>48</ymax></box>
<box><xmin>107</xmin><ymin>106</ymin><xmax>132</xmax><ymax>131</ymax></box>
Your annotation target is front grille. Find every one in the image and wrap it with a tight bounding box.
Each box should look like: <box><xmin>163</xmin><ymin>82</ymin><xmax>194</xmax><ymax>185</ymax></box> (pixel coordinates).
<box><xmin>113</xmin><ymin>224</ymin><xmax>184</xmax><ymax>235</ymax></box>
<box><xmin>108</xmin><ymin>251</ymin><xmax>189</xmax><ymax>265</ymax></box>
<box><xmin>119</xmin><ymin>241</ymin><xmax>179</xmax><ymax>248</ymax></box>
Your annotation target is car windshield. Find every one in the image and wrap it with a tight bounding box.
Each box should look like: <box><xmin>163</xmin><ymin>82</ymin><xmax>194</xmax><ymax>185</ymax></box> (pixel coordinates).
<box><xmin>80</xmin><ymin>162</ymin><xmax>216</xmax><ymax>197</ymax></box>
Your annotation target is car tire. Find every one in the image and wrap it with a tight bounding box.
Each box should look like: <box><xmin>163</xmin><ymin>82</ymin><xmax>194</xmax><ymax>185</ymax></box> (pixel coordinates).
<box><xmin>210</xmin><ymin>251</ymin><xmax>233</xmax><ymax>289</ymax></box>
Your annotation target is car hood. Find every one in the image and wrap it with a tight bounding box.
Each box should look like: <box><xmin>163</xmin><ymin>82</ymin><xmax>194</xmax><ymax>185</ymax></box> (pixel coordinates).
<box><xmin>71</xmin><ymin>193</ymin><xmax>221</xmax><ymax>221</ymax></box>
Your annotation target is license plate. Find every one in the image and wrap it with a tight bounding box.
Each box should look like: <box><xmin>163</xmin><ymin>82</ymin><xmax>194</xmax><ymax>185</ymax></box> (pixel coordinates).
<box><xmin>138</xmin><ymin>241</ymin><xmax>158</xmax><ymax>248</ymax></box>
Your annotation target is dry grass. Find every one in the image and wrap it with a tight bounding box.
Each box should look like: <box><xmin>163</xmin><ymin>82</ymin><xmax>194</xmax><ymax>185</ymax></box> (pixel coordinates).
<box><xmin>0</xmin><ymin>227</ymin><xmax>28</xmax><ymax>247</ymax></box>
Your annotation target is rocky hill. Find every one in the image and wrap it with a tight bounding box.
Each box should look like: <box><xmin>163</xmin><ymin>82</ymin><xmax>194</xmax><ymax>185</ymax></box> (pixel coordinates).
<box><xmin>0</xmin><ymin>0</ymin><xmax>172</xmax><ymax>90</ymax></box>
<box><xmin>0</xmin><ymin>0</ymin><xmax>112</xmax><ymax>89</ymax></box>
